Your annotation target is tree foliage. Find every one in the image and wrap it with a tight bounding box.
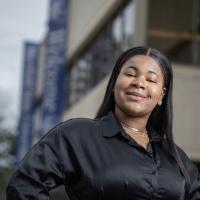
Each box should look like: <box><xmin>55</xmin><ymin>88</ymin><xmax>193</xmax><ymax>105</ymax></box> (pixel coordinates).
<box><xmin>0</xmin><ymin>116</ymin><xmax>16</xmax><ymax>199</ymax></box>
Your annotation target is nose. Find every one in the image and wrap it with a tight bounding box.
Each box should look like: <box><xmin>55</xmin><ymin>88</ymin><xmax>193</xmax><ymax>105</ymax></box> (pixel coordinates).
<box><xmin>131</xmin><ymin>76</ymin><xmax>146</xmax><ymax>89</ymax></box>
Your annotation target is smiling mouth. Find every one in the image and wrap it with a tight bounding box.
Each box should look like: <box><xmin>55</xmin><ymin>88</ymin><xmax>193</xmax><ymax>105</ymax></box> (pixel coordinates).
<box><xmin>126</xmin><ymin>92</ymin><xmax>148</xmax><ymax>101</ymax></box>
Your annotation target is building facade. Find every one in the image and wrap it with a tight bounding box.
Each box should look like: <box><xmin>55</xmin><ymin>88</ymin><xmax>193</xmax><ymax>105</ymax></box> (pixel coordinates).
<box><xmin>63</xmin><ymin>0</ymin><xmax>200</xmax><ymax>162</ymax></box>
<box><xmin>18</xmin><ymin>0</ymin><xmax>200</xmax><ymax>165</ymax></box>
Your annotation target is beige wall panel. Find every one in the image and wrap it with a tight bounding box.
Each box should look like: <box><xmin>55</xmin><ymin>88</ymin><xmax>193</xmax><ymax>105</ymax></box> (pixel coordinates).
<box><xmin>63</xmin><ymin>64</ymin><xmax>200</xmax><ymax>160</ymax></box>
<box><xmin>173</xmin><ymin>65</ymin><xmax>200</xmax><ymax>160</ymax></box>
<box><xmin>133</xmin><ymin>0</ymin><xmax>148</xmax><ymax>46</ymax></box>
<box><xmin>63</xmin><ymin>76</ymin><xmax>109</xmax><ymax>119</ymax></box>
<box><xmin>67</xmin><ymin>0</ymin><xmax>125</xmax><ymax>59</ymax></box>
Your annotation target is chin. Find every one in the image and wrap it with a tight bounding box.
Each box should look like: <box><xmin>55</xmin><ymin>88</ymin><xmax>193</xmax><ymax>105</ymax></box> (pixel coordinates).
<box><xmin>115</xmin><ymin>102</ymin><xmax>151</xmax><ymax>118</ymax></box>
<box><xmin>120</xmin><ymin>107</ymin><xmax>145</xmax><ymax>117</ymax></box>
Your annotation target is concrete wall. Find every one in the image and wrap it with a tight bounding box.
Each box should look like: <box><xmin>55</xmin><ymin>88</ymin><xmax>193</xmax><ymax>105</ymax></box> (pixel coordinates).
<box><xmin>63</xmin><ymin>64</ymin><xmax>200</xmax><ymax>160</ymax></box>
<box><xmin>67</xmin><ymin>0</ymin><xmax>126</xmax><ymax>60</ymax></box>
<box><xmin>63</xmin><ymin>0</ymin><xmax>200</xmax><ymax>160</ymax></box>
<box><xmin>63</xmin><ymin>76</ymin><xmax>109</xmax><ymax>119</ymax></box>
<box><xmin>173</xmin><ymin>65</ymin><xmax>200</xmax><ymax>160</ymax></box>
<box><xmin>67</xmin><ymin>0</ymin><xmax>148</xmax><ymax>61</ymax></box>
<box><xmin>133</xmin><ymin>0</ymin><xmax>148</xmax><ymax>46</ymax></box>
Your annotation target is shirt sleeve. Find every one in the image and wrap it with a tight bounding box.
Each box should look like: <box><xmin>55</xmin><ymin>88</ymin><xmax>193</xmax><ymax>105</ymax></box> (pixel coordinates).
<box><xmin>186</xmin><ymin>158</ymin><xmax>200</xmax><ymax>199</ymax></box>
<box><xmin>176</xmin><ymin>146</ymin><xmax>200</xmax><ymax>199</ymax></box>
<box><xmin>6</xmin><ymin>122</ymin><xmax>77</xmax><ymax>200</ymax></box>
<box><xmin>189</xmin><ymin>168</ymin><xmax>200</xmax><ymax>200</ymax></box>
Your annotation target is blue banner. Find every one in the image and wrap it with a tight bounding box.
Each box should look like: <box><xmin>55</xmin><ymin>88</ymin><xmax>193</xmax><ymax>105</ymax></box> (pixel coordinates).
<box><xmin>40</xmin><ymin>0</ymin><xmax>69</xmax><ymax>135</ymax></box>
<box><xmin>16</xmin><ymin>42</ymin><xmax>39</xmax><ymax>163</ymax></box>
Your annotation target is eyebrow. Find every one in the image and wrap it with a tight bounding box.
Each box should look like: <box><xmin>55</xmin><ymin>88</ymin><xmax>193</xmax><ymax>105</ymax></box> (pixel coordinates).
<box><xmin>124</xmin><ymin>65</ymin><xmax>159</xmax><ymax>76</ymax></box>
<box><xmin>148</xmin><ymin>70</ymin><xmax>159</xmax><ymax>77</ymax></box>
<box><xmin>124</xmin><ymin>65</ymin><xmax>137</xmax><ymax>71</ymax></box>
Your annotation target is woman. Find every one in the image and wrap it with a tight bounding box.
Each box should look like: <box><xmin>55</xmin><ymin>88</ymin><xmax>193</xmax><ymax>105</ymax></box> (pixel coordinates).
<box><xmin>7</xmin><ymin>46</ymin><xmax>200</xmax><ymax>199</ymax></box>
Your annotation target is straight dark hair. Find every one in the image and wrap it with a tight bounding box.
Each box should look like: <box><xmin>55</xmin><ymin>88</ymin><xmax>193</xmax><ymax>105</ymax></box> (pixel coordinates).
<box><xmin>96</xmin><ymin>46</ymin><xmax>191</xmax><ymax>198</ymax></box>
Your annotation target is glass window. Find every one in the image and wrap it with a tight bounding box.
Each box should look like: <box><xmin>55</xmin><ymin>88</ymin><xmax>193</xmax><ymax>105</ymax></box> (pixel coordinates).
<box><xmin>68</xmin><ymin>0</ymin><xmax>136</xmax><ymax>106</ymax></box>
<box><xmin>147</xmin><ymin>0</ymin><xmax>200</xmax><ymax>66</ymax></box>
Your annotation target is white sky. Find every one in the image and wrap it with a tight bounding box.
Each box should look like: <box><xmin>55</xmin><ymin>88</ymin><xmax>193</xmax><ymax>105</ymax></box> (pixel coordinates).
<box><xmin>0</xmin><ymin>0</ymin><xmax>48</xmax><ymax>129</ymax></box>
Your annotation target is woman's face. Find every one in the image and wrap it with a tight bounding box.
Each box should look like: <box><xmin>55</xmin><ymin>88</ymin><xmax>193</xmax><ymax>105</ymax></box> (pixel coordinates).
<box><xmin>114</xmin><ymin>55</ymin><xmax>165</xmax><ymax>118</ymax></box>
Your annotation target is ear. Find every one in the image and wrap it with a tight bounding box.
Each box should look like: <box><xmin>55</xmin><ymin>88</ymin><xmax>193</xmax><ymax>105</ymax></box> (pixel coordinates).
<box><xmin>158</xmin><ymin>87</ymin><xmax>166</xmax><ymax>106</ymax></box>
<box><xmin>161</xmin><ymin>87</ymin><xmax>166</xmax><ymax>98</ymax></box>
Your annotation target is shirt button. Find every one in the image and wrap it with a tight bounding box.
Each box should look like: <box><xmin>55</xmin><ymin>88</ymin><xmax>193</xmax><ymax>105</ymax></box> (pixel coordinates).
<box><xmin>149</xmin><ymin>150</ymin><xmax>153</xmax><ymax>154</ymax></box>
<box><xmin>152</xmin><ymin>170</ymin><xmax>156</xmax><ymax>175</ymax></box>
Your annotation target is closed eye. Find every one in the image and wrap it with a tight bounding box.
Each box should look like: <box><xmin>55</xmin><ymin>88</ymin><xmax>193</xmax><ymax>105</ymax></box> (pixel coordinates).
<box><xmin>147</xmin><ymin>79</ymin><xmax>157</xmax><ymax>83</ymax></box>
<box><xmin>125</xmin><ymin>73</ymin><xmax>136</xmax><ymax>77</ymax></box>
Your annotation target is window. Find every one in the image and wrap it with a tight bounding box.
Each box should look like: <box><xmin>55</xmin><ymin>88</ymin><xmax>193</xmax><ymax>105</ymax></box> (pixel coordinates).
<box><xmin>147</xmin><ymin>0</ymin><xmax>200</xmax><ymax>66</ymax></box>
<box><xmin>68</xmin><ymin>1</ymin><xmax>136</xmax><ymax>106</ymax></box>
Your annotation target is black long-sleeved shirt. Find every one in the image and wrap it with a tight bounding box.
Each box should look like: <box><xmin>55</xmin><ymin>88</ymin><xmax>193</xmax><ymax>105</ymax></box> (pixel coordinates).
<box><xmin>7</xmin><ymin>112</ymin><xmax>200</xmax><ymax>199</ymax></box>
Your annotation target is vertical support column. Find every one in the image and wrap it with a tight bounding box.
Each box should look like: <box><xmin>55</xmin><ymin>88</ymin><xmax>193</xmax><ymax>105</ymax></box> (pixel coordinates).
<box><xmin>192</xmin><ymin>0</ymin><xmax>200</xmax><ymax>65</ymax></box>
<box><xmin>133</xmin><ymin>0</ymin><xmax>148</xmax><ymax>46</ymax></box>
<box><xmin>16</xmin><ymin>42</ymin><xmax>39</xmax><ymax>163</ymax></box>
<box><xmin>40</xmin><ymin>0</ymin><xmax>70</xmax><ymax>135</ymax></box>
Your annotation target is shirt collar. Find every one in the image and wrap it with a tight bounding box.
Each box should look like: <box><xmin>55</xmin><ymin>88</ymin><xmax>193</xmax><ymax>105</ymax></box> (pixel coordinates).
<box><xmin>100</xmin><ymin>111</ymin><xmax>163</xmax><ymax>142</ymax></box>
<box><xmin>100</xmin><ymin>111</ymin><xmax>121</xmax><ymax>137</ymax></box>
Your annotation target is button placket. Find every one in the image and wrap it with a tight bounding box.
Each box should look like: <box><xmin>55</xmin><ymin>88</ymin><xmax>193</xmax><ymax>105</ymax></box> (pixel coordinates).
<box><xmin>150</xmin><ymin>150</ymin><xmax>159</xmax><ymax>199</ymax></box>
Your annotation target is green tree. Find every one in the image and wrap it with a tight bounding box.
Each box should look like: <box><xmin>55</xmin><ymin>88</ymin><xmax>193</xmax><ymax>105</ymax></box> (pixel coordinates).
<box><xmin>0</xmin><ymin>118</ymin><xmax>16</xmax><ymax>199</ymax></box>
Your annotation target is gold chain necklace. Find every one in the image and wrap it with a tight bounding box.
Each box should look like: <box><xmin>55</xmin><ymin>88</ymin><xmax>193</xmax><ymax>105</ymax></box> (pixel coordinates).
<box><xmin>120</xmin><ymin>121</ymin><xmax>149</xmax><ymax>138</ymax></box>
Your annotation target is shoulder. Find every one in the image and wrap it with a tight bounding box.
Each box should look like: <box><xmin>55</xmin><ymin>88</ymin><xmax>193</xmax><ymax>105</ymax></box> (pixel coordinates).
<box><xmin>61</xmin><ymin>117</ymin><xmax>99</xmax><ymax>130</ymax></box>
<box><xmin>44</xmin><ymin>117</ymin><xmax>102</xmax><ymax>141</ymax></box>
<box><xmin>175</xmin><ymin>145</ymin><xmax>199</xmax><ymax>182</ymax></box>
<box><xmin>175</xmin><ymin>144</ymin><xmax>194</xmax><ymax>167</ymax></box>
<box><xmin>159</xmin><ymin>140</ymin><xmax>198</xmax><ymax>181</ymax></box>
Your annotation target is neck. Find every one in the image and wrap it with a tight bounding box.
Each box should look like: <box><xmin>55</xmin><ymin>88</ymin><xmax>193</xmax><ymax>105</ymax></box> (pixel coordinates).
<box><xmin>115</xmin><ymin>106</ymin><xmax>149</xmax><ymax>132</ymax></box>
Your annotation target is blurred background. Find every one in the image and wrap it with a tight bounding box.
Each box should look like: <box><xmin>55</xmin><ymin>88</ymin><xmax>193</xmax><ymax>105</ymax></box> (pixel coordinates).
<box><xmin>0</xmin><ymin>0</ymin><xmax>200</xmax><ymax>199</ymax></box>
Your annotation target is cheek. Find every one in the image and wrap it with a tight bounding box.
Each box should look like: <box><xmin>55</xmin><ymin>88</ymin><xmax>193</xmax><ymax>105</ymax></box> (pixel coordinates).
<box><xmin>150</xmin><ymin>86</ymin><xmax>163</xmax><ymax>100</ymax></box>
<box><xmin>114</xmin><ymin>79</ymin><xmax>125</xmax><ymax>103</ymax></box>
<box><xmin>115</xmin><ymin>75</ymin><xmax>130</xmax><ymax>89</ymax></box>
<box><xmin>114</xmin><ymin>78</ymin><xmax>125</xmax><ymax>94</ymax></box>
<box><xmin>114</xmin><ymin>83</ymin><xmax>121</xmax><ymax>102</ymax></box>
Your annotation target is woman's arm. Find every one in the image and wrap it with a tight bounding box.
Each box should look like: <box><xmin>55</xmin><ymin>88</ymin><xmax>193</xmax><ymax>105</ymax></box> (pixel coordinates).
<box><xmin>6</xmin><ymin>123</ymin><xmax>76</xmax><ymax>200</ymax></box>
<box><xmin>176</xmin><ymin>146</ymin><xmax>200</xmax><ymax>199</ymax></box>
<box><xmin>189</xmin><ymin>168</ymin><xmax>200</xmax><ymax>200</ymax></box>
<box><xmin>186</xmin><ymin>158</ymin><xmax>200</xmax><ymax>199</ymax></box>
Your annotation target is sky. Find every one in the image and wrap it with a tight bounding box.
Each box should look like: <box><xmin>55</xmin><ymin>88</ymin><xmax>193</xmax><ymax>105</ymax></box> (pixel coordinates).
<box><xmin>0</xmin><ymin>0</ymin><xmax>48</xmax><ymax>129</ymax></box>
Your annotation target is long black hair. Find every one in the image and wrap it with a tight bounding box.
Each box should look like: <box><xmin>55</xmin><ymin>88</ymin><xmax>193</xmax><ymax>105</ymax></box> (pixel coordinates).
<box><xmin>96</xmin><ymin>46</ymin><xmax>191</xmax><ymax>198</ymax></box>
